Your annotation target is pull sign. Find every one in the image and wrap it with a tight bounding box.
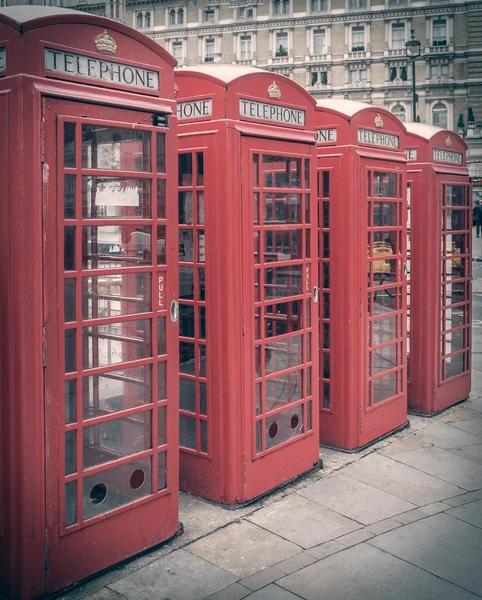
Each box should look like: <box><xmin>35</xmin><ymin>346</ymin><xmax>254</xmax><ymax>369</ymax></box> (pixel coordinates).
<box><xmin>170</xmin><ymin>300</ymin><xmax>179</xmax><ymax>323</ymax></box>
<box><xmin>305</xmin><ymin>265</ymin><xmax>311</xmax><ymax>293</ymax></box>
<box><xmin>158</xmin><ymin>275</ymin><xmax>165</xmax><ymax>309</ymax></box>
<box><xmin>313</xmin><ymin>287</ymin><xmax>319</xmax><ymax>304</ymax></box>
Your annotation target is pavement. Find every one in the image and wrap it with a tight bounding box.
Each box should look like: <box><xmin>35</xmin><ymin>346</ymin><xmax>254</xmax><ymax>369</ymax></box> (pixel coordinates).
<box><xmin>55</xmin><ymin>239</ymin><xmax>482</xmax><ymax>600</ymax></box>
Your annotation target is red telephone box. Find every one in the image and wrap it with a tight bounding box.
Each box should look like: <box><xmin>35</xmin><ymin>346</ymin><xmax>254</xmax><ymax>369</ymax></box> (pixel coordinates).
<box><xmin>0</xmin><ymin>8</ymin><xmax>179</xmax><ymax>598</ymax></box>
<box><xmin>405</xmin><ymin>124</ymin><xmax>472</xmax><ymax>415</ymax></box>
<box><xmin>174</xmin><ymin>66</ymin><xmax>320</xmax><ymax>505</ymax></box>
<box><xmin>314</xmin><ymin>100</ymin><xmax>408</xmax><ymax>451</ymax></box>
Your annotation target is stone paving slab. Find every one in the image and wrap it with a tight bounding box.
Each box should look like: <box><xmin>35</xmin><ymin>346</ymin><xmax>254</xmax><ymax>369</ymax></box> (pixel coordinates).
<box><xmin>378</xmin><ymin>434</ymin><xmax>432</xmax><ymax>456</ymax></box>
<box><xmin>448</xmin><ymin>443</ymin><xmax>482</xmax><ymax>465</ymax></box>
<box><xmin>446</xmin><ymin>499</ymin><xmax>482</xmax><ymax>529</ymax></box>
<box><xmin>369</xmin><ymin>513</ymin><xmax>482</xmax><ymax>596</ymax></box>
<box><xmin>108</xmin><ymin>549</ymin><xmax>237</xmax><ymax>600</ymax></box>
<box><xmin>341</xmin><ymin>453</ymin><xmax>464</xmax><ymax>506</ymax></box>
<box><xmin>242</xmin><ymin>584</ymin><xmax>301</xmax><ymax>600</ymax></box>
<box><xmin>390</xmin><ymin>446</ymin><xmax>482</xmax><ymax>491</ymax></box>
<box><xmin>205</xmin><ymin>584</ymin><xmax>250</xmax><ymax>600</ymax></box>
<box><xmin>273</xmin><ymin>553</ymin><xmax>317</xmax><ymax>575</ymax></box>
<box><xmin>247</xmin><ymin>494</ymin><xmax>361</xmax><ymax>549</ymax></box>
<box><xmin>448</xmin><ymin>419</ymin><xmax>482</xmax><ymax>437</ymax></box>
<box><xmin>303</xmin><ymin>540</ymin><xmax>346</xmax><ymax>561</ymax></box>
<box><xmin>298</xmin><ymin>473</ymin><xmax>416</xmax><ymax>525</ymax></box>
<box><xmin>468</xmin><ymin>398</ymin><xmax>482</xmax><ymax>413</ymax></box>
<box><xmin>83</xmin><ymin>590</ymin><xmax>125</xmax><ymax>600</ymax></box>
<box><xmin>185</xmin><ymin>520</ymin><xmax>300</xmax><ymax>579</ymax></box>
<box><xmin>279</xmin><ymin>543</ymin><xmax>479</xmax><ymax>600</ymax></box>
<box><xmin>413</xmin><ymin>421</ymin><xmax>481</xmax><ymax>449</ymax></box>
<box><xmin>438</xmin><ymin>406</ymin><xmax>482</xmax><ymax>424</ymax></box>
<box><xmin>238</xmin><ymin>567</ymin><xmax>284</xmax><ymax>591</ymax></box>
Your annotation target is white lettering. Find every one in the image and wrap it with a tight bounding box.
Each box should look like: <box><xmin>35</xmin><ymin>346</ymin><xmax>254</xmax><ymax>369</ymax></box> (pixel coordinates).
<box><xmin>44</xmin><ymin>48</ymin><xmax>160</xmax><ymax>91</ymax></box>
<box><xmin>358</xmin><ymin>128</ymin><xmax>399</xmax><ymax>149</ymax></box>
<box><xmin>433</xmin><ymin>149</ymin><xmax>463</xmax><ymax>165</ymax></box>
<box><xmin>239</xmin><ymin>98</ymin><xmax>306</xmax><ymax>126</ymax></box>
<box><xmin>316</xmin><ymin>129</ymin><xmax>337</xmax><ymax>144</ymax></box>
<box><xmin>0</xmin><ymin>48</ymin><xmax>6</xmax><ymax>72</ymax></box>
<box><xmin>406</xmin><ymin>149</ymin><xmax>417</xmax><ymax>161</ymax></box>
<box><xmin>177</xmin><ymin>99</ymin><xmax>213</xmax><ymax>120</ymax></box>
<box><xmin>158</xmin><ymin>275</ymin><xmax>165</xmax><ymax>309</ymax></box>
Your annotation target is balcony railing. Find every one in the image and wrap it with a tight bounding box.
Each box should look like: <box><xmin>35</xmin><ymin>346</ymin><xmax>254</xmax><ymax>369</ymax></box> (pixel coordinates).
<box><xmin>348</xmin><ymin>50</ymin><xmax>367</xmax><ymax>59</ymax></box>
<box><xmin>272</xmin><ymin>55</ymin><xmax>290</xmax><ymax>64</ymax></box>
<box><xmin>387</xmin><ymin>49</ymin><xmax>406</xmax><ymax>57</ymax></box>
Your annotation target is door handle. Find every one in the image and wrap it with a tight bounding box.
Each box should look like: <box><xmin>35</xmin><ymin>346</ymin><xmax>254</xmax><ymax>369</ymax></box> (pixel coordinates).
<box><xmin>170</xmin><ymin>300</ymin><xmax>179</xmax><ymax>323</ymax></box>
<box><xmin>313</xmin><ymin>286</ymin><xmax>319</xmax><ymax>304</ymax></box>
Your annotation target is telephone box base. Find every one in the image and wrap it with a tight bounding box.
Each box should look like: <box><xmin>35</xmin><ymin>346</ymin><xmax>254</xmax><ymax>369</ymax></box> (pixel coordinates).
<box><xmin>320</xmin><ymin>420</ymin><xmax>410</xmax><ymax>454</ymax></box>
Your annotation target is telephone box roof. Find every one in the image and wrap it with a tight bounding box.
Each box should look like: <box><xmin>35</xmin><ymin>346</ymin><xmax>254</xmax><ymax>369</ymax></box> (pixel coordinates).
<box><xmin>405</xmin><ymin>122</ymin><xmax>457</xmax><ymax>140</ymax></box>
<box><xmin>316</xmin><ymin>99</ymin><xmax>373</xmax><ymax>118</ymax></box>
<box><xmin>176</xmin><ymin>64</ymin><xmax>264</xmax><ymax>83</ymax></box>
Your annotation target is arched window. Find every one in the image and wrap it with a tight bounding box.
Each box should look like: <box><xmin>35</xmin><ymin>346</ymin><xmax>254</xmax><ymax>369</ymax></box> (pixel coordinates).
<box><xmin>391</xmin><ymin>104</ymin><xmax>406</xmax><ymax>122</ymax></box>
<box><xmin>169</xmin><ymin>8</ymin><xmax>176</xmax><ymax>25</ymax></box>
<box><xmin>178</xmin><ymin>8</ymin><xmax>184</xmax><ymax>24</ymax></box>
<box><xmin>432</xmin><ymin>102</ymin><xmax>448</xmax><ymax>128</ymax></box>
<box><xmin>282</xmin><ymin>0</ymin><xmax>290</xmax><ymax>12</ymax></box>
<box><xmin>145</xmin><ymin>11</ymin><xmax>151</xmax><ymax>27</ymax></box>
<box><xmin>137</xmin><ymin>12</ymin><xmax>143</xmax><ymax>28</ymax></box>
<box><xmin>273</xmin><ymin>0</ymin><xmax>281</xmax><ymax>14</ymax></box>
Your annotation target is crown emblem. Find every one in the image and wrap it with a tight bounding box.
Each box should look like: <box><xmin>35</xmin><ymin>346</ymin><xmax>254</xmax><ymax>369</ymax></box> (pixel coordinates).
<box><xmin>446</xmin><ymin>136</ymin><xmax>453</xmax><ymax>147</ymax></box>
<box><xmin>375</xmin><ymin>113</ymin><xmax>384</xmax><ymax>128</ymax></box>
<box><xmin>94</xmin><ymin>31</ymin><xmax>117</xmax><ymax>55</ymax></box>
<box><xmin>268</xmin><ymin>81</ymin><xmax>281</xmax><ymax>99</ymax></box>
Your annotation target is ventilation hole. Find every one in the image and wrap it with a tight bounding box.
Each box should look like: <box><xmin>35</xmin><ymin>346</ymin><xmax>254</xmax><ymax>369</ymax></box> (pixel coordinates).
<box><xmin>130</xmin><ymin>469</ymin><xmax>146</xmax><ymax>490</ymax></box>
<box><xmin>90</xmin><ymin>483</ymin><xmax>107</xmax><ymax>505</ymax></box>
<box><xmin>268</xmin><ymin>422</ymin><xmax>278</xmax><ymax>438</ymax></box>
<box><xmin>290</xmin><ymin>414</ymin><xmax>300</xmax><ymax>429</ymax></box>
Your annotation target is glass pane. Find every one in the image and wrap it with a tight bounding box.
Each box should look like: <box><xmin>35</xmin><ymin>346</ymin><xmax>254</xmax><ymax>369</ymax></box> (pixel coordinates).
<box><xmin>198</xmin><ymin>191</ymin><xmax>205</xmax><ymax>225</ymax></box>
<box><xmin>179</xmin><ymin>191</ymin><xmax>193</xmax><ymax>224</ymax></box>
<box><xmin>158</xmin><ymin>451</ymin><xmax>167</xmax><ymax>490</ymax></box>
<box><xmin>179</xmin><ymin>230</ymin><xmax>194</xmax><ymax>262</ymax></box>
<box><xmin>65</xmin><ymin>278</ymin><xmax>76</xmax><ymax>322</ymax></box>
<box><xmin>264</xmin><ymin>265</ymin><xmax>302</xmax><ymax>300</ymax></box>
<box><xmin>180</xmin><ymin>267</ymin><xmax>194</xmax><ymax>299</ymax></box>
<box><xmin>444</xmin><ymin>306</ymin><xmax>467</xmax><ymax>331</ymax></box>
<box><xmin>180</xmin><ymin>414</ymin><xmax>196</xmax><ymax>449</ymax></box>
<box><xmin>157</xmin><ymin>133</ymin><xmax>166</xmax><ymax>173</ymax></box>
<box><xmin>444</xmin><ymin>210</ymin><xmax>466</xmax><ymax>231</ymax></box>
<box><xmin>200</xmin><ymin>345</ymin><xmax>207</xmax><ymax>378</ymax></box>
<box><xmin>253</xmin><ymin>154</ymin><xmax>259</xmax><ymax>187</ymax></box>
<box><xmin>179</xmin><ymin>377</ymin><xmax>196</xmax><ymax>413</ymax></box>
<box><xmin>180</xmin><ymin>305</ymin><xmax>195</xmax><ymax>338</ymax></box>
<box><xmin>82</xmin><ymin>273</ymin><xmax>151</xmax><ymax>319</ymax></box>
<box><xmin>199</xmin><ymin>307</ymin><xmax>206</xmax><ymax>340</ymax></box>
<box><xmin>373</xmin><ymin>371</ymin><xmax>397</xmax><ymax>404</ymax></box>
<box><xmin>305</xmin><ymin>194</ymin><xmax>310</xmax><ymax>224</ymax></box>
<box><xmin>254</xmin><ymin>193</ymin><xmax>259</xmax><ymax>224</ymax></box>
<box><xmin>444</xmin><ymin>257</ymin><xmax>466</xmax><ymax>281</ymax></box>
<box><xmin>158</xmin><ymin>361</ymin><xmax>166</xmax><ymax>400</ymax></box>
<box><xmin>444</xmin><ymin>233</ymin><xmax>467</xmax><ymax>256</ymax></box>
<box><xmin>157</xmin><ymin>179</ymin><xmax>166</xmax><ymax>219</ymax></box>
<box><xmin>83</xmin><ymin>365</ymin><xmax>152</xmax><ymax>418</ymax></box>
<box><xmin>65</xmin><ymin>380</ymin><xmax>76</xmax><ymax>424</ymax></box>
<box><xmin>266</xmin><ymin>405</ymin><xmax>303</xmax><ymax>449</ymax></box>
<box><xmin>373</xmin><ymin>315</ymin><xmax>398</xmax><ymax>346</ymax></box>
<box><xmin>157</xmin><ymin>226</ymin><xmax>166</xmax><ymax>265</ymax></box>
<box><xmin>83</xmin><ymin>456</ymin><xmax>152</xmax><ymax>520</ymax></box>
<box><xmin>264</xmin><ymin>193</ymin><xmax>302</xmax><ymax>224</ymax></box>
<box><xmin>179</xmin><ymin>153</ymin><xmax>193</xmax><ymax>186</ymax></box>
<box><xmin>256</xmin><ymin>420</ymin><xmax>262</xmax><ymax>453</ymax></box>
<box><xmin>265</xmin><ymin>300</ymin><xmax>302</xmax><ymax>337</ymax></box>
<box><xmin>64</xmin><ymin>122</ymin><xmax>76</xmax><ymax>168</ymax></box>
<box><xmin>64</xmin><ymin>175</ymin><xmax>76</xmax><ymax>219</ymax></box>
<box><xmin>158</xmin><ymin>406</ymin><xmax>166</xmax><ymax>446</ymax></box>
<box><xmin>200</xmin><ymin>420</ymin><xmax>208</xmax><ymax>453</ymax></box>
<box><xmin>200</xmin><ymin>382</ymin><xmax>207</xmax><ymax>415</ymax></box>
<box><xmin>82</xmin><ymin>225</ymin><xmax>152</xmax><ymax>269</ymax></box>
<box><xmin>65</xmin><ymin>430</ymin><xmax>76</xmax><ymax>475</ymax></box>
<box><xmin>264</xmin><ymin>230</ymin><xmax>303</xmax><ymax>261</ymax></box>
<box><xmin>65</xmin><ymin>227</ymin><xmax>76</xmax><ymax>271</ymax></box>
<box><xmin>265</xmin><ymin>370</ymin><xmax>302</xmax><ymax>410</ymax></box>
<box><xmin>265</xmin><ymin>335</ymin><xmax>303</xmax><ymax>374</ymax></box>
<box><xmin>373</xmin><ymin>343</ymin><xmax>397</xmax><ymax>374</ymax></box>
<box><xmin>444</xmin><ymin>353</ymin><xmax>466</xmax><ymax>379</ymax></box>
<box><xmin>254</xmin><ymin>232</ymin><xmax>260</xmax><ymax>264</ymax></box>
<box><xmin>65</xmin><ymin>481</ymin><xmax>77</xmax><ymax>526</ymax></box>
<box><xmin>444</xmin><ymin>328</ymin><xmax>467</xmax><ymax>355</ymax></box>
<box><xmin>83</xmin><ymin>319</ymin><xmax>151</xmax><ymax>369</ymax></box>
<box><xmin>65</xmin><ymin>329</ymin><xmax>76</xmax><ymax>373</ymax></box>
<box><xmin>82</xmin><ymin>126</ymin><xmax>151</xmax><ymax>172</ymax></box>
<box><xmin>373</xmin><ymin>172</ymin><xmax>397</xmax><ymax>197</ymax></box>
<box><xmin>180</xmin><ymin>342</ymin><xmax>195</xmax><ymax>374</ymax></box>
<box><xmin>373</xmin><ymin>202</ymin><xmax>397</xmax><ymax>226</ymax></box>
<box><xmin>197</xmin><ymin>152</ymin><xmax>204</xmax><ymax>186</ymax></box>
<box><xmin>443</xmin><ymin>282</ymin><xmax>467</xmax><ymax>305</ymax></box>
<box><xmin>323</xmin><ymin>382</ymin><xmax>330</xmax><ymax>408</ymax></box>
<box><xmin>322</xmin><ymin>171</ymin><xmax>330</xmax><ymax>198</ymax></box>
<box><xmin>198</xmin><ymin>268</ymin><xmax>206</xmax><ymax>300</ymax></box>
<box><xmin>262</xmin><ymin>156</ymin><xmax>301</xmax><ymax>188</ymax></box>
<box><xmin>82</xmin><ymin>177</ymin><xmax>151</xmax><ymax>219</ymax></box>
<box><xmin>445</xmin><ymin>186</ymin><xmax>465</xmax><ymax>207</ymax></box>
<box><xmin>198</xmin><ymin>230</ymin><xmax>205</xmax><ymax>263</ymax></box>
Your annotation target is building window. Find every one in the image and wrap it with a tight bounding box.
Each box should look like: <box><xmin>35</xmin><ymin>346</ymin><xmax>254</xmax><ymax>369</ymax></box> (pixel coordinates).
<box><xmin>391</xmin><ymin>104</ymin><xmax>407</xmax><ymax>122</ymax></box>
<box><xmin>389</xmin><ymin>0</ymin><xmax>406</xmax><ymax>4</ymax></box>
<box><xmin>0</xmin><ymin>0</ymin><xmax>7</xmax><ymax>6</ymax></box>
<box><xmin>169</xmin><ymin>7</ymin><xmax>184</xmax><ymax>25</ymax></box>
<box><xmin>145</xmin><ymin>11</ymin><xmax>151</xmax><ymax>28</ymax></box>
<box><xmin>169</xmin><ymin>9</ymin><xmax>176</xmax><ymax>25</ymax></box>
<box><xmin>205</xmin><ymin>38</ymin><xmax>215</xmax><ymax>62</ymax></box>
<box><xmin>391</xmin><ymin>23</ymin><xmax>405</xmax><ymax>50</ymax></box>
<box><xmin>275</xmin><ymin>32</ymin><xmax>289</xmax><ymax>56</ymax></box>
<box><xmin>389</xmin><ymin>66</ymin><xmax>408</xmax><ymax>81</ymax></box>
<box><xmin>172</xmin><ymin>41</ymin><xmax>183</xmax><ymax>60</ymax></box>
<box><xmin>178</xmin><ymin>8</ymin><xmax>184</xmax><ymax>24</ymax></box>
<box><xmin>137</xmin><ymin>12</ymin><xmax>143</xmax><ymax>28</ymax></box>
<box><xmin>238</xmin><ymin>6</ymin><xmax>254</xmax><ymax>18</ymax></box>
<box><xmin>433</xmin><ymin>18</ymin><xmax>447</xmax><ymax>46</ymax></box>
<box><xmin>430</xmin><ymin>63</ymin><xmax>449</xmax><ymax>79</ymax></box>
<box><xmin>432</xmin><ymin>102</ymin><xmax>448</xmax><ymax>128</ymax></box>
<box><xmin>313</xmin><ymin>29</ymin><xmax>326</xmax><ymax>55</ymax></box>
<box><xmin>311</xmin><ymin>70</ymin><xmax>328</xmax><ymax>86</ymax></box>
<box><xmin>240</xmin><ymin>35</ymin><xmax>253</xmax><ymax>60</ymax></box>
<box><xmin>349</xmin><ymin>67</ymin><xmax>367</xmax><ymax>83</ymax></box>
<box><xmin>349</xmin><ymin>0</ymin><xmax>367</xmax><ymax>8</ymax></box>
<box><xmin>273</xmin><ymin>0</ymin><xmax>290</xmax><ymax>15</ymax></box>
<box><xmin>311</xmin><ymin>0</ymin><xmax>328</xmax><ymax>10</ymax></box>
<box><xmin>351</xmin><ymin>26</ymin><xmax>365</xmax><ymax>51</ymax></box>
<box><xmin>204</xmin><ymin>8</ymin><xmax>215</xmax><ymax>23</ymax></box>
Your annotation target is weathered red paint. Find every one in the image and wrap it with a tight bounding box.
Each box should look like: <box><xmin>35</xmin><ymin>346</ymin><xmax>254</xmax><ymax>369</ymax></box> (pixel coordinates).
<box><xmin>0</xmin><ymin>8</ymin><xmax>179</xmax><ymax>598</ymax></box>
<box><xmin>314</xmin><ymin>100</ymin><xmax>408</xmax><ymax>451</ymax></box>
<box><xmin>405</xmin><ymin>124</ymin><xmax>472</xmax><ymax>415</ymax></box>
<box><xmin>174</xmin><ymin>66</ymin><xmax>320</xmax><ymax>505</ymax></box>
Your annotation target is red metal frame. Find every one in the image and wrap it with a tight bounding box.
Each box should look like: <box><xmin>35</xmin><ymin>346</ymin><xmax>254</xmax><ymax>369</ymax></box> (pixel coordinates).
<box><xmin>314</xmin><ymin>101</ymin><xmax>408</xmax><ymax>450</ymax></box>
<box><xmin>0</xmin><ymin>10</ymin><xmax>179</xmax><ymax>598</ymax></box>
<box><xmin>175</xmin><ymin>67</ymin><xmax>320</xmax><ymax>505</ymax></box>
<box><xmin>405</xmin><ymin>124</ymin><xmax>472</xmax><ymax>415</ymax></box>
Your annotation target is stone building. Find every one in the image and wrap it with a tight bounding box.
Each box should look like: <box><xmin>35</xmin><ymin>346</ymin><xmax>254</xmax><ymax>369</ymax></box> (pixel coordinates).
<box><xmin>2</xmin><ymin>0</ymin><xmax>482</xmax><ymax>185</ymax></box>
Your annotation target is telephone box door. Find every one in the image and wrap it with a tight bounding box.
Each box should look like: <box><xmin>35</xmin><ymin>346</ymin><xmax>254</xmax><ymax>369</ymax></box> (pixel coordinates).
<box><xmin>363</xmin><ymin>161</ymin><xmax>407</xmax><ymax>444</ymax></box>
<box><xmin>43</xmin><ymin>99</ymin><xmax>179</xmax><ymax>594</ymax></box>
